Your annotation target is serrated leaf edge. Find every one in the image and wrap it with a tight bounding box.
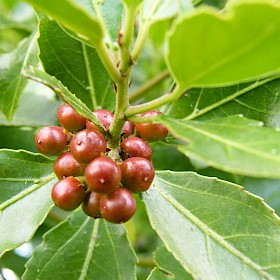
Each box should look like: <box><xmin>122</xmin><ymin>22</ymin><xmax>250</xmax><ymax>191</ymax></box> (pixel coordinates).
<box><xmin>146</xmin><ymin>171</ymin><xmax>280</xmax><ymax>279</ymax></box>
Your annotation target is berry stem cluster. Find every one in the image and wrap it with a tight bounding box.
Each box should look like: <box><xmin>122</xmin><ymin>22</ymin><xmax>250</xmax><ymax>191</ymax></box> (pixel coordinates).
<box><xmin>35</xmin><ymin>104</ymin><xmax>168</xmax><ymax>224</ymax></box>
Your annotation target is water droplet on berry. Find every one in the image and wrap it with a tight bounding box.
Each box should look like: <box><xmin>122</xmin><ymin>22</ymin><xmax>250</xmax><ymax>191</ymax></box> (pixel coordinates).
<box><xmin>100</xmin><ymin>178</ymin><xmax>105</xmax><ymax>184</ymax></box>
<box><xmin>144</xmin><ymin>177</ymin><xmax>148</xmax><ymax>182</ymax></box>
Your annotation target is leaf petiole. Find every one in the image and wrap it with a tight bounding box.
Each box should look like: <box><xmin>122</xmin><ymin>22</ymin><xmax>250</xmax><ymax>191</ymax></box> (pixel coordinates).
<box><xmin>126</xmin><ymin>84</ymin><xmax>186</xmax><ymax>117</ymax></box>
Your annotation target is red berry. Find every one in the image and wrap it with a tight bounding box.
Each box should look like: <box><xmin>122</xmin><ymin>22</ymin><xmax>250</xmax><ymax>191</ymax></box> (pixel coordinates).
<box><xmin>85</xmin><ymin>157</ymin><xmax>121</xmax><ymax>194</ymax></box>
<box><xmin>35</xmin><ymin>126</ymin><xmax>67</xmax><ymax>155</ymax></box>
<box><xmin>100</xmin><ymin>188</ymin><xmax>136</xmax><ymax>224</ymax></box>
<box><xmin>51</xmin><ymin>177</ymin><xmax>85</xmax><ymax>211</ymax></box>
<box><xmin>86</xmin><ymin>109</ymin><xmax>114</xmax><ymax>132</ymax></box>
<box><xmin>122</xmin><ymin>121</ymin><xmax>134</xmax><ymax>138</ymax></box>
<box><xmin>121</xmin><ymin>157</ymin><xmax>155</xmax><ymax>193</ymax></box>
<box><xmin>57</xmin><ymin>103</ymin><xmax>86</xmax><ymax>132</ymax></box>
<box><xmin>70</xmin><ymin>129</ymin><xmax>107</xmax><ymax>163</ymax></box>
<box><xmin>54</xmin><ymin>152</ymin><xmax>85</xmax><ymax>180</ymax></box>
<box><xmin>121</xmin><ymin>137</ymin><xmax>152</xmax><ymax>160</ymax></box>
<box><xmin>135</xmin><ymin>111</ymin><xmax>168</xmax><ymax>141</ymax></box>
<box><xmin>82</xmin><ymin>191</ymin><xmax>103</xmax><ymax>218</ymax></box>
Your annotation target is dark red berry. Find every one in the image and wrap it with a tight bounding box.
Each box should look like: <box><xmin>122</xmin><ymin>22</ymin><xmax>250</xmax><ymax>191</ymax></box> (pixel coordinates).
<box><xmin>86</xmin><ymin>109</ymin><xmax>114</xmax><ymax>132</ymax></box>
<box><xmin>122</xmin><ymin>121</ymin><xmax>135</xmax><ymax>138</ymax></box>
<box><xmin>135</xmin><ymin>110</ymin><xmax>168</xmax><ymax>141</ymax></box>
<box><xmin>121</xmin><ymin>137</ymin><xmax>152</xmax><ymax>160</ymax></box>
<box><xmin>85</xmin><ymin>157</ymin><xmax>121</xmax><ymax>194</ymax></box>
<box><xmin>51</xmin><ymin>177</ymin><xmax>85</xmax><ymax>211</ymax></box>
<box><xmin>100</xmin><ymin>188</ymin><xmax>136</xmax><ymax>224</ymax></box>
<box><xmin>35</xmin><ymin>126</ymin><xmax>67</xmax><ymax>155</ymax></box>
<box><xmin>82</xmin><ymin>191</ymin><xmax>103</xmax><ymax>218</ymax></box>
<box><xmin>70</xmin><ymin>129</ymin><xmax>107</xmax><ymax>163</ymax></box>
<box><xmin>54</xmin><ymin>152</ymin><xmax>85</xmax><ymax>180</ymax></box>
<box><xmin>121</xmin><ymin>157</ymin><xmax>155</xmax><ymax>193</ymax></box>
<box><xmin>57</xmin><ymin>103</ymin><xmax>86</xmax><ymax>132</ymax></box>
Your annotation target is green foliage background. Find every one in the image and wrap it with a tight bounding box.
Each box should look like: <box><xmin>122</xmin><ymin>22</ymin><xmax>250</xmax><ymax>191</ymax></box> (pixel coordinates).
<box><xmin>1</xmin><ymin>0</ymin><xmax>280</xmax><ymax>279</ymax></box>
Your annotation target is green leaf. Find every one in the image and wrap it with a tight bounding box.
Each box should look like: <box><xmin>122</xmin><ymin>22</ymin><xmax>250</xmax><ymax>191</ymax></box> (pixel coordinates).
<box><xmin>0</xmin><ymin>149</ymin><xmax>56</xmax><ymax>253</ymax></box>
<box><xmin>150</xmin><ymin>142</ymin><xmax>194</xmax><ymax>171</ymax></box>
<box><xmin>23</xmin><ymin>68</ymin><xmax>101</xmax><ymax>127</ymax></box>
<box><xmin>23</xmin><ymin>211</ymin><xmax>137</xmax><ymax>280</ymax></box>
<box><xmin>24</xmin><ymin>0</ymin><xmax>103</xmax><ymax>46</ymax></box>
<box><xmin>142</xmin><ymin>171</ymin><xmax>280</xmax><ymax>280</ymax></box>
<box><xmin>0</xmin><ymin>127</ymin><xmax>37</xmax><ymax>152</ymax></box>
<box><xmin>0</xmin><ymin>16</ymin><xmax>31</xmax><ymax>53</ymax></box>
<box><xmin>238</xmin><ymin>177</ymin><xmax>280</xmax><ymax>216</ymax></box>
<box><xmin>38</xmin><ymin>17</ymin><xmax>115</xmax><ymax>111</ymax></box>
<box><xmin>142</xmin><ymin>0</ymin><xmax>193</xmax><ymax>23</ymax></box>
<box><xmin>58</xmin><ymin>0</ymin><xmax>123</xmax><ymax>46</ymax></box>
<box><xmin>147</xmin><ymin>268</ymin><xmax>173</xmax><ymax>280</ymax></box>
<box><xmin>167</xmin><ymin>1</ymin><xmax>280</xmax><ymax>88</ymax></box>
<box><xmin>165</xmin><ymin>77</ymin><xmax>280</xmax><ymax>127</ymax></box>
<box><xmin>0</xmin><ymin>33</ymin><xmax>38</xmax><ymax>120</ymax></box>
<box><xmin>98</xmin><ymin>0</ymin><xmax>123</xmax><ymax>41</ymax></box>
<box><xmin>0</xmin><ymin>80</ymin><xmax>61</xmax><ymax>127</ymax></box>
<box><xmin>198</xmin><ymin>0</ymin><xmax>227</xmax><ymax>9</ymax></box>
<box><xmin>154</xmin><ymin>246</ymin><xmax>193</xmax><ymax>279</ymax></box>
<box><xmin>158</xmin><ymin>115</ymin><xmax>280</xmax><ymax>178</ymax></box>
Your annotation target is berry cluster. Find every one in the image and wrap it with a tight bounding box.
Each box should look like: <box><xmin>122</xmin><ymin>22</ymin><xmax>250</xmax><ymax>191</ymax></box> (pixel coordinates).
<box><xmin>35</xmin><ymin>103</ymin><xmax>168</xmax><ymax>224</ymax></box>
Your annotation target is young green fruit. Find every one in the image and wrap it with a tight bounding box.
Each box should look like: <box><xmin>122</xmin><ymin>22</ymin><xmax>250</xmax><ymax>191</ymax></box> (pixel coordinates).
<box><xmin>100</xmin><ymin>188</ymin><xmax>136</xmax><ymax>224</ymax></box>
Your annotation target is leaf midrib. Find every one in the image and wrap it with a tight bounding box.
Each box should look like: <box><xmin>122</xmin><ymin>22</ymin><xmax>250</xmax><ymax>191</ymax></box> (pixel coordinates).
<box><xmin>154</xmin><ymin>186</ymin><xmax>272</xmax><ymax>280</ymax></box>
<box><xmin>172</xmin><ymin>120</ymin><xmax>280</xmax><ymax>163</ymax></box>
<box><xmin>37</xmin><ymin>216</ymin><xmax>91</xmax><ymax>277</ymax></box>
<box><xmin>0</xmin><ymin>175</ymin><xmax>56</xmax><ymax>210</ymax></box>
<box><xmin>156</xmin><ymin>175</ymin><xmax>279</xmax><ymax>225</ymax></box>
<box><xmin>78</xmin><ymin>219</ymin><xmax>99</xmax><ymax>280</ymax></box>
<box><xmin>174</xmin><ymin>5</ymin><xmax>280</xmax><ymax>87</ymax></box>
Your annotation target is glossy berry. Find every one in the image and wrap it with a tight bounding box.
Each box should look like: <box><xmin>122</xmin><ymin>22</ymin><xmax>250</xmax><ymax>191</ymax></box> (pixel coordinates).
<box><xmin>121</xmin><ymin>157</ymin><xmax>155</xmax><ymax>193</ymax></box>
<box><xmin>100</xmin><ymin>188</ymin><xmax>136</xmax><ymax>224</ymax></box>
<box><xmin>121</xmin><ymin>137</ymin><xmax>152</xmax><ymax>160</ymax></box>
<box><xmin>135</xmin><ymin>110</ymin><xmax>168</xmax><ymax>141</ymax></box>
<box><xmin>86</xmin><ymin>109</ymin><xmax>114</xmax><ymax>131</ymax></box>
<box><xmin>54</xmin><ymin>152</ymin><xmax>85</xmax><ymax>180</ymax></box>
<box><xmin>70</xmin><ymin>129</ymin><xmax>107</xmax><ymax>163</ymax></box>
<box><xmin>35</xmin><ymin>126</ymin><xmax>67</xmax><ymax>155</ymax></box>
<box><xmin>57</xmin><ymin>103</ymin><xmax>86</xmax><ymax>132</ymax></box>
<box><xmin>85</xmin><ymin>157</ymin><xmax>121</xmax><ymax>194</ymax></box>
<box><xmin>51</xmin><ymin>177</ymin><xmax>85</xmax><ymax>211</ymax></box>
<box><xmin>122</xmin><ymin>121</ymin><xmax>135</xmax><ymax>138</ymax></box>
<box><xmin>82</xmin><ymin>191</ymin><xmax>103</xmax><ymax>219</ymax></box>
